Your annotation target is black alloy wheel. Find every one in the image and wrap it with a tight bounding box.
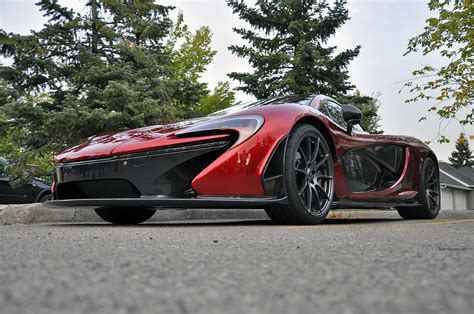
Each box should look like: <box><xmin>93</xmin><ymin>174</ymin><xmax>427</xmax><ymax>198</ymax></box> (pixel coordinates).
<box><xmin>294</xmin><ymin>131</ymin><xmax>334</xmax><ymax>215</ymax></box>
<box><xmin>424</xmin><ymin>160</ymin><xmax>441</xmax><ymax>212</ymax></box>
<box><xmin>265</xmin><ymin>124</ymin><xmax>334</xmax><ymax>225</ymax></box>
<box><xmin>397</xmin><ymin>157</ymin><xmax>440</xmax><ymax>219</ymax></box>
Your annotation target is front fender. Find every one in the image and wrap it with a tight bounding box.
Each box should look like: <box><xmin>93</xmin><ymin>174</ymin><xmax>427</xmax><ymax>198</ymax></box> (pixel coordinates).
<box><xmin>191</xmin><ymin>105</ymin><xmax>329</xmax><ymax>196</ymax></box>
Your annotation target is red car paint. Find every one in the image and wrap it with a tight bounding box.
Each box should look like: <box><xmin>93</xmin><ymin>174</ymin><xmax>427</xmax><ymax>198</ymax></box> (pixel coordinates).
<box><xmin>54</xmin><ymin>95</ymin><xmax>436</xmax><ymax>203</ymax></box>
<box><xmin>54</xmin><ymin>121</ymin><xmax>227</xmax><ymax>162</ymax></box>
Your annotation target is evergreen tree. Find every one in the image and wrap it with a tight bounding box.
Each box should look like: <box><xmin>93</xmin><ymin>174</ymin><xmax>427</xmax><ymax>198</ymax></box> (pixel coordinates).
<box><xmin>338</xmin><ymin>90</ymin><xmax>383</xmax><ymax>134</ymax></box>
<box><xmin>0</xmin><ymin>1</ymin><xmax>222</xmax><ymax>179</ymax></box>
<box><xmin>449</xmin><ymin>133</ymin><xmax>474</xmax><ymax>168</ymax></box>
<box><xmin>226</xmin><ymin>0</ymin><xmax>360</xmax><ymax>99</ymax></box>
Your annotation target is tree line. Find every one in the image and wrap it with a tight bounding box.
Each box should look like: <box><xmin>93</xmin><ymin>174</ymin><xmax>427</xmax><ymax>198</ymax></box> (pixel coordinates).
<box><xmin>0</xmin><ymin>0</ymin><xmax>471</xmax><ymax>180</ymax></box>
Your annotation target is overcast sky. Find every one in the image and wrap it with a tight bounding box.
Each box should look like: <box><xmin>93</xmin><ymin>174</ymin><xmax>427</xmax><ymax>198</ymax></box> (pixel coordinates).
<box><xmin>0</xmin><ymin>0</ymin><xmax>472</xmax><ymax>160</ymax></box>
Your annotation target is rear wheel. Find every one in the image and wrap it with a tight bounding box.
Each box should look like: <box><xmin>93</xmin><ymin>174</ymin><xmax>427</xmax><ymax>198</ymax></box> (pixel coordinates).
<box><xmin>397</xmin><ymin>157</ymin><xmax>440</xmax><ymax>219</ymax></box>
<box><xmin>94</xmin><ymin>207</ymin><xmax>156</xmax><ymax>225</ymax></box>
<box><xmin>265</xmin><ymin>124</ymin><xmax>334</xmax><ymax>225</ymax></box>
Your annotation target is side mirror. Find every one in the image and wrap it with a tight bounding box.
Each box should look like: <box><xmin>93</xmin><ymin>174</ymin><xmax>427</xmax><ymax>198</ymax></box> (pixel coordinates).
<box><xmin>342</xmin><ymin>104</ymin><xmax>362</xmax><ymax>134</ymax></box>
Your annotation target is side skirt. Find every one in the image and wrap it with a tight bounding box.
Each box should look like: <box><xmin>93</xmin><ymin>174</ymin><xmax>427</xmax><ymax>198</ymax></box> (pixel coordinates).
<box><xmin>335</xmin><ymin>198</ymin><xmax>421</xmax><ymax>209</ymax></box>
<box><xmin>48</xmin><ymin>196</ymin><xmax>288</xmax><ymax>209</ymax></box>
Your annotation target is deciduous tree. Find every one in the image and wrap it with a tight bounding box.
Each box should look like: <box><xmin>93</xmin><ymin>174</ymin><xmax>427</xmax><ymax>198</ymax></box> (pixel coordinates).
<box><xmin>404</xmin><ymin>0</ymin><xmax>473</xmax><ymax>142</ymax></box>
<box><xmin>197</xmin><ymin>82</ymin><xmax>235</xmax><ymax>116</ymax></box>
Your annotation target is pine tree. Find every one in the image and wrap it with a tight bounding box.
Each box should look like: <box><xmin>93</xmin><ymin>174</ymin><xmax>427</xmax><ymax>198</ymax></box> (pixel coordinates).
<box><xmin>338</xmin><ymin>90</ymin><xmax>383</xmax><ymax>134</ymax></box>
<box><xmin>226</xmin><ymin>0</ymin><xmax>360</xmax><ymax>99</ymax></box>
<box><xmin>0</xmin><ymin>1</ymin><xmax>219</xmax><ymax>179</ymax></box>
<box><xmin>449</xmin><ymin>134</ymin><xmax>474</xmax><ymax>168</ymax></box>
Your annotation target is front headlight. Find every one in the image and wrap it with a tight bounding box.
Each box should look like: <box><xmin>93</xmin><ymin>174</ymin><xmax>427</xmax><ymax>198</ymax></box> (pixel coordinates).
<box><xmin>175</xmin><ymin>115</ymin><xmax>264</xmax><ymax>147</ymax></box>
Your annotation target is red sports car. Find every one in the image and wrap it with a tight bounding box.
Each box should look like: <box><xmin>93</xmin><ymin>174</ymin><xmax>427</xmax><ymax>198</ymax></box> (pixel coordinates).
<box><xmin>50</xmin><ymin>95</ymin><xmax>441</xmax><ymax>224</ymax></box>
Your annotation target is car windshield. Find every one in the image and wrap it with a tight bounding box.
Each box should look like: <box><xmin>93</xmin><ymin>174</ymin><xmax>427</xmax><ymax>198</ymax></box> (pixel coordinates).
<box><xmin>209</xmin><ymin>100</ymin><xmax>266</xmax><ymax>117</ymax></box>
<box><xmin>209</xmin><ymin>95</ymin><xmax>314</xmax><ymax>117</ymax></box>
<box><xmin>264</xmin><ymin>95</ymin><xmax>314</xmax><ymax>106</ymax></box>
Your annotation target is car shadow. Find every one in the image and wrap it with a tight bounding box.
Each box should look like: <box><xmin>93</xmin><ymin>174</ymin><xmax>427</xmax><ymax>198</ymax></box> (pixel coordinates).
<box><xmin>47</xmin><ymin>218</ymin><xmax>401</xmax><ymax>228</ymax></box>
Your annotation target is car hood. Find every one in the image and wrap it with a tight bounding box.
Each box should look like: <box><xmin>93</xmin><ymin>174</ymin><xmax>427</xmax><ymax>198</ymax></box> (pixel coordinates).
<box><xmin>54</xmin><ymin>98</ymin><xmax>304</xmax><ymax>163</ymax></box>
<box><xmin>54</xmin><ymin>117</ymin><xmax>227</xmax><ymax>163</ymax></box>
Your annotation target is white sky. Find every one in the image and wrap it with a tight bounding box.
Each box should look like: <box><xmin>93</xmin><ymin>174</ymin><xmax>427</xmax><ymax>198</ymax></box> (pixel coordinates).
<box><xmin>0</xmin><ymin>0</ymin><xmax>472</xmax><ymax>160</ymax></box>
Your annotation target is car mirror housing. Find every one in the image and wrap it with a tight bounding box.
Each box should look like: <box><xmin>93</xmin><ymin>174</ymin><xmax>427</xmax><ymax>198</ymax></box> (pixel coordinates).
<box><xmin>342</xmin><ymin>104</ymin><xmax>363</xmax><ymax>134</ymax></box>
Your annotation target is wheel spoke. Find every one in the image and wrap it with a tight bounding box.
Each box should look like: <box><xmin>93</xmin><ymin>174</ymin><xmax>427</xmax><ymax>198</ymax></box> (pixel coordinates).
<box><xmin>298</xmin><ymin>146</ymin><xmax>308</xmax><ymax>165</ymax></box>
<box><xmin>306</xmin><ymin>184</ymin><xmax>312</xmax><ymax>209</ymax></box>
<box><xmin>312</xmin><ymin>186</ymin><xmax>321</xmax><ymax>212</ymax></box>
<box><xmin>298</xmin><ymin>180</ymin><xmax>308</xmax><ymax>195</ymax></box>
<box><xmin>428</xmin><ymin>194</ymin><xmax>437</xmax><ymax>207</ymax></box>
<box><xmin>426</xmin><ymin>166</ymin><xmax>435</xmax><ymax>182</ymax></box>
<box><xmin>315</xmin><ymin>183</ymin><xmax>329</xmax><ymax>200</ymax></box>
<box><xmin>311</xmin><ymin>138</ymin><xmax>320</xmax><ymax>163</ymax></box>
<box><xmin>295</xmin><ymin>168</ymin><xmax>306</xmax><ymax>175</ymax></box>
<box><xmin>424</xmin><ymin>164</ymin><xmax>439</xmax><ymax>210</ymax></box>
<box><xmin>314</xmin><ymin>154</ymin><xmax>329</xmax><ymax>170</ymax></box>
<box><xmin>305</xmin><ymin>137</ymin><xmax>312</xmax><ymax>165</ymax></box>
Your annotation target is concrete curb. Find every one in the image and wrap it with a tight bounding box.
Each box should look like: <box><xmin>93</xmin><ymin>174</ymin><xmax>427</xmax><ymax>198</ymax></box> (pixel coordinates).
<box><xmin>0</xmin><ymin>204</ymin><xmax>269</xmax><ymax>225</ymax></box>
<box><xmin>1</xmin><ymin>203</ymin><xmax>473</xmax><ymax>224</ymax></box>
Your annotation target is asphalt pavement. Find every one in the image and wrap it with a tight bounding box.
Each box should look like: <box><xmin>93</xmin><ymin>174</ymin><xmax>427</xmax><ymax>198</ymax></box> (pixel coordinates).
<box><xmin>0</xmin><ymin>216</ymin><xmax>473</xmax><ymax>314</ymax></box>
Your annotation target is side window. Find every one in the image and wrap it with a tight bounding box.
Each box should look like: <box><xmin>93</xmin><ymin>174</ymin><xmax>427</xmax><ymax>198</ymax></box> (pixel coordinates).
<box><xmin>319</xmin><ymin>100</ymin><xmax>347</xmax><ymax>129</ymax></box>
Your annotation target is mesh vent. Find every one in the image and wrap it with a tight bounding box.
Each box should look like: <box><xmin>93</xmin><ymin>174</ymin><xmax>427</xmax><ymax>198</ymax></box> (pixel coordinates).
<box><xmin>56</xmin><ymin>179</ymin><xmax>140</xmax><ymax>200</ymax></box>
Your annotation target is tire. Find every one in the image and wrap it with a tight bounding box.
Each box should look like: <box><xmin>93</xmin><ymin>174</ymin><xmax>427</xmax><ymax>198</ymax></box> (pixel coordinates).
<box><xmin>94</xmin><ymin>207</ymin><xmax>156</xmax><ymax>225</ymax></box>
<box><xmin>38</xmin><ymin>194</ymin><xmax>52</xmax><ymax>203</ymax></box>
<box><xmin>396</xmin><ymin>157</ymin><xmax>440</xmax><ymax>219</ymax></box>
<box><xmin>265</xmin><ymin>124</ymin><xmax>334</xmax><ymax>225</ymax></box>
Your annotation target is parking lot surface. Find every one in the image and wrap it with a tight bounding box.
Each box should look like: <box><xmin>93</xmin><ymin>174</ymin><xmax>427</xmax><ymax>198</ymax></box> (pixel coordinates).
<box><xmin>1</xmin><ymin>216</ymin><xmax>473</xmax><ymax>314</ymax></box>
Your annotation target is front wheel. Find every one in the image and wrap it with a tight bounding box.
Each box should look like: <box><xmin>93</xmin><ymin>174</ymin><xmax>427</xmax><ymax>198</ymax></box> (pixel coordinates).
<box><xmin>94</xmin><ymin>207</ymin><xmax>156</xmax><ymax>225</ymax></box>
<box><xmin>38</xmin><ymin>194</ymin><xmax>52</xmax><ymax>203</ymax></box>
<box><xmin>265</xmin><ymin>124</ymin><xmax>334</xmax><ymax>225</ymax></box>
<box><xmin>396</xmin><ymin>157</ymin><xmax>440</xmax><ymax>219</ymax></box>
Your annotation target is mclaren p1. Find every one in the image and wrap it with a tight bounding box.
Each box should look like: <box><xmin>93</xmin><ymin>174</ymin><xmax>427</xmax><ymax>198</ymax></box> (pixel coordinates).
<box><xmin>50</xmin><ymin>95</ymin><xmax>440</xmax><ymax>224</ymax></box>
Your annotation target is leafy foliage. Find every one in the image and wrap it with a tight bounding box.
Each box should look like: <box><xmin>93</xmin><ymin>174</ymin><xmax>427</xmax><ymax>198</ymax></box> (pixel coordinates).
<box><xmin>166</xmin><ymin>12</ymin><xmax>218</xmax><ymax>117</ymax></box>
<box><xmin>404</xmin><ymin>0</ymin><xmax>473</xmax><ymax>141</ymax></box>
<box><xmin>167</xmin><ymin>13</ymin><xmax>216</xmax><ymax>84</ymax></box>
<box><xmin>197</xmin><ymin>82</ymin><xmax>235</xmax><ymax>116</ymax></box>
<box><xmin>0</xmin><ymin>1</ymin><xmax>229</xmax><ymax>180</ymax></box>
<box><xmin>226</xmin><ymin>0</ymin><xmax>360</xmax><ymax>99</ymax></box>
<box><xmin>448</xmin><ymin>133</ymin><xmax>474</xmax><ymax>168</ymax></box>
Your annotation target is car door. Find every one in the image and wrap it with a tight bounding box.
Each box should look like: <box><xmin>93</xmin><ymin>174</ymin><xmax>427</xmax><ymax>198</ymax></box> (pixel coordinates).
<box><xmin>316</xmin><ymin>99</ymin><xmax>408</xmax><ymax>203</ymax></box>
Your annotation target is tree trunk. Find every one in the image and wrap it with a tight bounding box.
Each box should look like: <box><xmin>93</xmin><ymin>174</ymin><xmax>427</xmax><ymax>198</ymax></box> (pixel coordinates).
<box><xmin>91</xmin><ymin>0</ymin><xmax>98</xmax><ymax>53</ymax></box>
